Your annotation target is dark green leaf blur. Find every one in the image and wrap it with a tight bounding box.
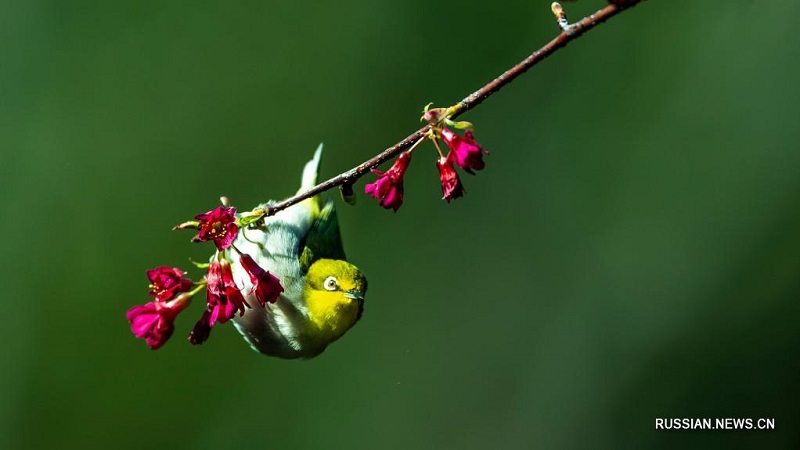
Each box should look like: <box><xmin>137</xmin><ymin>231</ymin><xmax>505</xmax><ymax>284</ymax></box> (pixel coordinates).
<box><xmin>2</xmin><ymin>1</ymin><xmax>798</xmax><ymax>448</ymax></box>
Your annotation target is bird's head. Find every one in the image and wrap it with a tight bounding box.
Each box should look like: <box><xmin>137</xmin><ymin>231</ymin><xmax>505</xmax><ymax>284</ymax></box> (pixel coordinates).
<box><xmin>303</xmin><ymin>259</ymin><xmax>367</xmax><ymax>343</ymax></box>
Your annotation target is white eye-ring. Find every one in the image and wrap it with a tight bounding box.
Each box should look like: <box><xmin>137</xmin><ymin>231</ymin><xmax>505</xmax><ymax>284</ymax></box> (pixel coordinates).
<box><xmin>323</xmin><ymin>276</ymin><xmax>338</xmax><ymax>291</ymax></box>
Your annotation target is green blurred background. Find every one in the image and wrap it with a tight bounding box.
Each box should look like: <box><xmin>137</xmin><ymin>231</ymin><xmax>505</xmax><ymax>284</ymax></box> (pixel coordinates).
<box><xmin>2</xmin><ymin>1</ymin><xmax>799</xmax><ymax>448</ymax></box>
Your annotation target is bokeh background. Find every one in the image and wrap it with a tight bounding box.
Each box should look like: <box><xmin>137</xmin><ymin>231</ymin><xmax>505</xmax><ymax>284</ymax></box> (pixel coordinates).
<box><xmin>2</xmin><ymin>1</ymin><xmax>799</xmax><ymax>448</ymax></box>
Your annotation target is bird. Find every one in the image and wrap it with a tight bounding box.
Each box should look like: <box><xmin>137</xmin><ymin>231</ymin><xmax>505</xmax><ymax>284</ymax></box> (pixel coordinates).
<box><xmin>230</xmin><ymin>144</ymin><xmax>367</xmax><ymax>358</ymax></box>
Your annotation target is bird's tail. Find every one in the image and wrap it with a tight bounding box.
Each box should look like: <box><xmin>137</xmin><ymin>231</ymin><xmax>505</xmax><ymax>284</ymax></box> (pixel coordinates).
<box><xmin>296</xmin><ymin>143</ymin><xmax>324</xmax><ymax>214</ymax></box>
<box><xmin>298</xmin><ymin>143</ymin><xmax>323</xmax><ymax>194</ymax></box>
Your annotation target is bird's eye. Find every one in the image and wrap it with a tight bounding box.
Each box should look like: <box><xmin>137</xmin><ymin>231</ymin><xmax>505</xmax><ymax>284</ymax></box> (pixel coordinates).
<box><xmin>323</xmin><ymin>276</ymin><xmax>338</xmax><ymax>291</ymax></box>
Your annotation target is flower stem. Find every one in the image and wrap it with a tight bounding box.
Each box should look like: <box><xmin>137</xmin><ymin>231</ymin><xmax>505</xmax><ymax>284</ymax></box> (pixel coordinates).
<box><xmin>188</xmin><ymin>283</ymin><xmax>207</xmax><ymax>296</ymax></box>
<box><xmin>430</xmin><ymin>137</ymin><xmax>445</xmax><ymax>159</ymax></box>
<box><xmin>406</xmin><ymin>137</ymin><xmax>426</xmax><ymax>154</ymax></box>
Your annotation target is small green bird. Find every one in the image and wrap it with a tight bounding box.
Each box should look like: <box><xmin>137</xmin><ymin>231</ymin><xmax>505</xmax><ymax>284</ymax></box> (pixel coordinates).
<box><xmin>231</xmin><ymin>145</ymin><xmax>367</xmax><ymax>358</ymax></box>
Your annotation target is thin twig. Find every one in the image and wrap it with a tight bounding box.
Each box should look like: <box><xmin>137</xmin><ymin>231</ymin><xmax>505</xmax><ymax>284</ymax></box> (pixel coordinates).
<box><xmin>264</xmin><ymin>1</ymin><xmax>643</xmax><ymax>217</ymax></box>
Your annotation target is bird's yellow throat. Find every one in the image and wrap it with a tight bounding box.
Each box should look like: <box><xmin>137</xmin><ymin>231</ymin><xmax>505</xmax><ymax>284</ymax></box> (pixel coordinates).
<box><xmin>302</xmin><ymin>259</ymin><xmax>367</xmax><ymax>347</ymax></box>
<box><xmin>304</xmin><ymin>290</ymin><xmax>361</xmax><ymax>342</ymax></box>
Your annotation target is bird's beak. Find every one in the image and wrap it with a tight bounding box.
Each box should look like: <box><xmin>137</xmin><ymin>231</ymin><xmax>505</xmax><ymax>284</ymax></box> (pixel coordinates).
<box><xmin>343</xmin><ymin>291</ymin><xmax>364</xmax><ymax>301</ymax></box>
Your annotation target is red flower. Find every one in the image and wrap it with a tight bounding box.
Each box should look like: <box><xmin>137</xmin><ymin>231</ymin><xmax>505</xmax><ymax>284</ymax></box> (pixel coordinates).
<box><xmin>440</xmin><ymin>128</ymin><xmax>487</xmax><ymax>174</ymax></box>
<box><xmin>364</xmin><ymin>151</ymin><xmax>412</xmax><ymax>212</ymax></box>
<box><xmin>239</xmin><ymin>254</ymin><xmax>284</xmax><ymax>307</ymax></box>
<box><xmin>147</xmin><ymin>266</ymin><xmax>192</xmax><ymax>302</ymax></box>
<box><xmin>205</xmin><ymin>258</ymin><xmax>249</xmax><ymax>325</ymax></box>
<box><xmin>189</xmin><ymin>309</ymin><xmax>213</xmax><ymax>345</ymax></box>
<box><xmin>436</xmin><ymin>155</ymin><xmax>465</xmax><ymax>202</ymax></box>
<box><xmin>194</xmin><ymin>206</ymin><xmax>238</xmax><ymax>250</ymax></box>
<box><xmin>126</xmin><ymin>294</ymin><xmax>191</xmax><ymax>350</ymax></box>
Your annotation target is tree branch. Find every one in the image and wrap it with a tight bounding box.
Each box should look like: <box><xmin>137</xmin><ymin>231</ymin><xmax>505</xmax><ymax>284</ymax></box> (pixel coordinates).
<box><xmin>263</xmin><ymin>1</ymin><xmax>644</xmax><ymax>217</ymax></box>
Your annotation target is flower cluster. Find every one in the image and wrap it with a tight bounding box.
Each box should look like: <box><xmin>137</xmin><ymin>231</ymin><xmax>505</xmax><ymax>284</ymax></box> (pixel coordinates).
<box><xmin>126</xmin><ymin>205</ymin><xmax>283</xmax><ymax>350</ymax></box>
<box><xmin>126</xmin><ymin>267</ymin><xmax>193</xmax><ymax>349</ymax></box>
<box><xmin>364</xmin><ymin>104</ymin><xmax>488</xmax><ymax>211</ymax></box>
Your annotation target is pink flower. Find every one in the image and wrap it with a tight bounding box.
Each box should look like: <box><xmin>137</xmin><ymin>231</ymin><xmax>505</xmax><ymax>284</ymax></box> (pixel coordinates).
<box><xmin>436</xmin><ymin>155</ymin><xmax>465</xmax><ymax>202</ymax></box>
<box><xmin>239</xmin><ymin>254</ymin><xmax>284</xmax><ymax>307</ymax></box>
<box><xmin>364</xmin><ymin>151</ymin><xmax>412</xmax><ymax>212</ymax></box>
<box><xmin>194</xmin><ymin>206</ymin><xmax>238</xmax><ymax>250</ymax></box>
<box><xmin>189</xmin><ymin>309</ymin><xmax>212</xmax><ymax>345</ymax></box>
<box><xmin>147</xmin><ymin>266</ymin><xmax>193</xmax><ymax>302</ymax></box>
<box><xmin>440</xmin><ymin>128</ymin><xmax>487</xmax><ymax>174</ymax></box>
<box><xmin>205</xmin><ymin>258</ymin><xmax>249</xmax><ymax>325</ymax></box>
<box><xmin>126</xmin><ymin>294</ymin><xmax>191</xmax><ymax>350</ymax></box>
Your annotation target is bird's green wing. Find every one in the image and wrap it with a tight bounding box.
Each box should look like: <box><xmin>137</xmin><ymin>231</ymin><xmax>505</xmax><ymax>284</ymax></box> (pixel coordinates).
<box><xmin>298</xmin><ymin>200</ymin><xmax>346</xmax><ymax>273</ymax></box>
